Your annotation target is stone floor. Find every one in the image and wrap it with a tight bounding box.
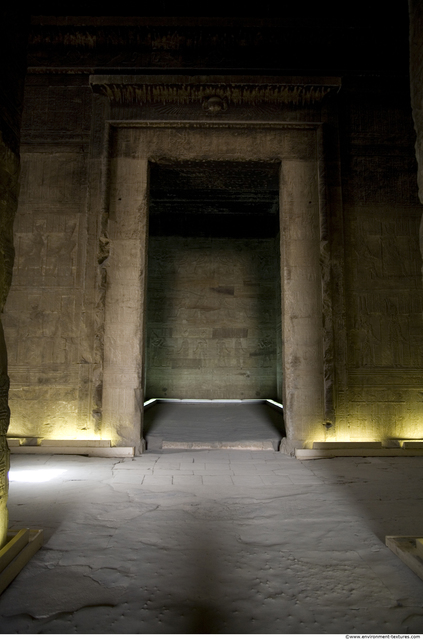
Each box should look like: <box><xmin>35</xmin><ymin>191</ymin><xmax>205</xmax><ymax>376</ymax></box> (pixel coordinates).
<box><xmin>1</xmin><ymin>451</ymin><xmax>423</xmax><ymax>633</ymax></box>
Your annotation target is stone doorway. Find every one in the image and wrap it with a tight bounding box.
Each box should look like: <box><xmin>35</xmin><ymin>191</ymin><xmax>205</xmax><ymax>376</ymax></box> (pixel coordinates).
<box><xmin>103</xmin><ymin>123</ymin><xmax>326</xmax><ymax>451</ymax></box>
<box><xmin>144</xmin><ymin>159</ymin><xmax>283</xmax><ymax>448</ymax></box>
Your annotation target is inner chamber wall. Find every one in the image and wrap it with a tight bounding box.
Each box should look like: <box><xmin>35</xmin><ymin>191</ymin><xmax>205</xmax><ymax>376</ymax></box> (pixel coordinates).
<box><xmin>145</xmin><ymin>160</ymin><xmax>282</xmax><ymax>401</ymax></box>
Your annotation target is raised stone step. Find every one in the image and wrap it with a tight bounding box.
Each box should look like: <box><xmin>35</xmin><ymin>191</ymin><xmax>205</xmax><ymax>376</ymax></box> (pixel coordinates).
<box><xmin>160</xmin><ymin>439</ymin><xmax>277</xmax><ymax>451</ymax></box>
<box><xmin>402</xmin><ymin>440</ymin><xmax>423</xmax><ymax>449</ymax></box>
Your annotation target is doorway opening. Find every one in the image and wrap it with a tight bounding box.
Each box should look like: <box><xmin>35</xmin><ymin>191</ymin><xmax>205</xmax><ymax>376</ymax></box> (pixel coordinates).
<box><xmin>144</xmin><ymin>159</ymin><xmax>284</xmax><ymax>449</ymax></box>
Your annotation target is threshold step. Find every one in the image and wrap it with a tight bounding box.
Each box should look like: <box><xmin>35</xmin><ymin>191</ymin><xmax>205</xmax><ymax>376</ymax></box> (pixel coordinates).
<box><xmin>147</xmin><ymin>438</ymin><xmax>278</xmax><ymax>451</ymax></box>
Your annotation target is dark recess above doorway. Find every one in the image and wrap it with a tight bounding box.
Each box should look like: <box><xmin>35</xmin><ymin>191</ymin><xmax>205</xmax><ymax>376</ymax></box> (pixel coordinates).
<box><xmin>149</xmin><ymin>160</ymin><xmax>280</xmax><ymax>238</ymax></box>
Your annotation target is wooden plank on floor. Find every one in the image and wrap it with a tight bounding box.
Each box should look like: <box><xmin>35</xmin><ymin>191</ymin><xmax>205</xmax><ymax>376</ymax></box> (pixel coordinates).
<box><xmin>416</xmin><ymin>538</ymin><xmax>423</xmax><ymax>560</ymax></box>
<box><xmin>0</xmin><ymin>529</ymin><xmax>43</xmax><ymax>595</ymax></box>
<box><xmin>386</xmin><ymin>536</ymin><xmax>423</xmax><ymax>581</ymax></box>
<box><xmin>0</xmin><ymin>529</ymin><xmax>29</xmax><ymax>573</ymax></box>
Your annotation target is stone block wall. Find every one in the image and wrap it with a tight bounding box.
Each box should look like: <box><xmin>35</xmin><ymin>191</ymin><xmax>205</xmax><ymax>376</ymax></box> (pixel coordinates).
<box><xmin>146</xmin><ymin>236</ymin><xmax>281</xmax><ymax>400</ymax></box>
<box><xmin>339</xmin><ymin>79</ymin><xmax>423</xmax><ymax>442</ymax></box>
<box><xmin>3</xmin><ymin>77</ymin><xmax>100</xmax><ymax>441</ymax></box>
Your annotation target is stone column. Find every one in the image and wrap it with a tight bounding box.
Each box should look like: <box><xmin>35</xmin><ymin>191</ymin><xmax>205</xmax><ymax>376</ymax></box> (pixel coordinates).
<box><xmin>0</xmin><ymin>321</ymin><xmax>10</xmax><ymax>549</ymax></box>
<box><xmin>101</xmin><ymin>135</ymin><xmax>148</xmax><ymax>450</ymax></box>
<box><xmin>0</xmin><ymin>10</ymin><xmax>29</xmax><ymax>547</ymax></box>
<box><xmin>0</xmin><ymin>117</ymin><xmax>23</xmax><ymax>549</ymax></box>
<box><xmin>409</xmin><ymin>3</ymin><xmax>423</xmax><ymax>432</ymax></box>
<box><xmin>280</xmin><ymin>153</ymin><xmax>325</xmax><ymax>450</ymax></box>
<box><xmin>409</xmin><ymin>1</ymin><xmax>423</xmax><ymax>210</ymax></box>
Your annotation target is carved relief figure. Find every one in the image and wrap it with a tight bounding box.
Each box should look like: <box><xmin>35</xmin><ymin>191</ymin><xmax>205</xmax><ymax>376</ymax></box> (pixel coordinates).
<box><xmin>358</xmin><ymin>316</ymin><xmax>380</xmax><ymax>366</ymax></box>
<box><xmin>216</xmin><ymin>339</ymin><xmax>230</xmax><ymax>366</ymax></box>
<box><xmin>234</xmin><ymin>338</ymin><xmax>247</xmax><ymax>369</ymax></box>
<box><xmin>251</xmin><ymin>335</ymin><xmax>275</xmax><ymax>368</ymax></box>
<box><xmin>356</xmin><ymin>237</ymin><xmax>382</xmax><ymax>280</ymax></box>
<box><xmin>386</xmin><ymin>300</ymin><xmax>408</xmax><ymax>366</ymax></box>
<box><xmin>19</xmin><ymin>221</ymin><xmax>45</xmax><ymax>273</ymax></box>
<box><xmin>44</xmin><ymin>222</ymin><xmax>78</xmax><ymax>281</ymax></box>
<box><xmin>382</xmin><ymin>236</ymin><xmax>409</xmax><ymax>277</ymax></box>
<box><xmin>177</xmin><ymin>331</ymin><xmax>190</xmax><ymax>357</ymax></box>
<box><xmin>150</xmin><ymin>332</ymin><xmax>166</xmax><ymax>366</ymax></box>
<box><xmin>194</xmin><ymin>339</ymin><xmax>208</xmax><ymax>359</ymax></box>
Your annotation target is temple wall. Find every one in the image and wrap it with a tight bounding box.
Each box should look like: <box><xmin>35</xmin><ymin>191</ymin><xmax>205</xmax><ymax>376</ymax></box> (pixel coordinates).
<box><xmin>2</xmin><ymin>78</ymin><xmax>101</xmax><ymax>441</ymax></box>
<box><xmin>340</xmin><ymin>81</ymin><xmax>423</xmax><ymax>442</ymax></box>
<box><xmin>3</xmin><ymin>11</ymin><xmax>423</xmax><ymax>448</ymax></box>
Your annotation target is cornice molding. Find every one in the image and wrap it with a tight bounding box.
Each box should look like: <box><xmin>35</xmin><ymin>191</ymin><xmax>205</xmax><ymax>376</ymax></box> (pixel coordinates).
<box><xmin>89</xmin><ymin>75</ymin><xmax>341</xmax><ymax>107</ymax></box>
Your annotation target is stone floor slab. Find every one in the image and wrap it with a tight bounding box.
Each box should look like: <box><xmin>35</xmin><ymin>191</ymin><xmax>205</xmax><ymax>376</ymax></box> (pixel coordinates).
<box><xmin>1</xmin><ymin>453</ymin><xmax>423</xmax><ymax>634</ymax></box>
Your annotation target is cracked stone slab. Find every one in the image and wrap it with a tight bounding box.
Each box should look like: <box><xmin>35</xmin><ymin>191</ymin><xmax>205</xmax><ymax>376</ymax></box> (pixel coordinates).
<box><xmin>0</xmin><ymin>568</ymin><xmax>124</xmax><ymax>618</ymax></box>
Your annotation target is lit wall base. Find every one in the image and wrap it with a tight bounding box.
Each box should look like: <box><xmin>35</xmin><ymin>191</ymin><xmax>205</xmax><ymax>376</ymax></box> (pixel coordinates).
<box><xmin>0</xmin><ymin>529</ymin><xmax>43</xmax><ymax>595</ymax></box>
<box><xmin>8</xmin><ymin>440</ymin><xmax>135</xmax><ymax>457</ymax></box>
<box><xmin>385</xmin><ymin>536</ymin><xmax>423</xmax><ymax>581</ymax></box>
<box><xmin>296</xmin><ymin>442</ymin><xmax>423</xmax><ymax>459</ymax></box>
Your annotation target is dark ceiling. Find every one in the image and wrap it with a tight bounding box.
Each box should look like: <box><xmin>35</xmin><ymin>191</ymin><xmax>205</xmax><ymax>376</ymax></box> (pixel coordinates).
<box><xmin>149</xmin><ymin>160</ymin><xmax>280</xmax><ymax>238</ymax></box>
<box><xmin>24</xmin><ymin>2</ymin><xmax>410</xmax><ymax>77</ymax></box>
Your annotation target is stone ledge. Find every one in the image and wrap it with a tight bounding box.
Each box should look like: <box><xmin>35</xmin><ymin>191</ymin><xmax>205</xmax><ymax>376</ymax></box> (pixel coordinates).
<box><xmin>9</xmin><ymin>446</ymin><xmax>135</xmax><ymax>458</ymax></box>
<box><xmin>8</xmin><ymin>439</ymin><xmax>112</xmax><ymax>448</ymax></box>
<box><xmin>296</xmin><ymin>447</ymin><xmax>423</xmax><ymax>459</ymax></box>
<box><xmin>313</xmin><ymin>441</ymin><xmax>382</xmax><ymax>449</ymax></box>
<box><xmin>40</xmin><ymin>439</ymin><xmax>112</xmax><ymax>448</ymax></box>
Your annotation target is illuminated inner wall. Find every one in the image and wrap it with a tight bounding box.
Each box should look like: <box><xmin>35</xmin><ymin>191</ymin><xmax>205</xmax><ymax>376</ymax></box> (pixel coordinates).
<box><xmin>146</xmin><ymin>235</ymin><xmax>281</xmax><ymax>400</ymax></box>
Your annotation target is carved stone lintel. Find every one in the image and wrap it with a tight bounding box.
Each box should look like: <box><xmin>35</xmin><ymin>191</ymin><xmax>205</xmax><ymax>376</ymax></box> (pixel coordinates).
<box><xmin>202</xmin><ymin>95</ymin><xmax>228</xmax><ymax>115</ymax></box>
<box><xmin>90</xmin><ymin>75</ymin><xmax>341</xmax><ymax>108</ymax></box>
